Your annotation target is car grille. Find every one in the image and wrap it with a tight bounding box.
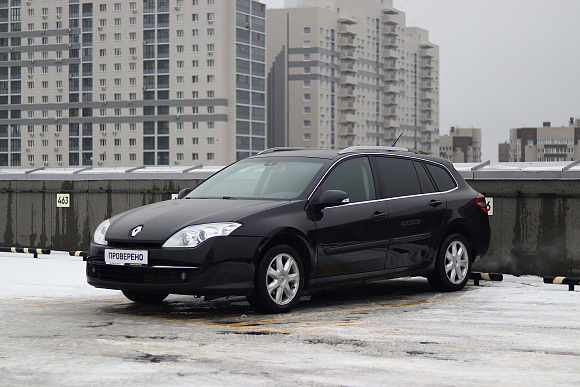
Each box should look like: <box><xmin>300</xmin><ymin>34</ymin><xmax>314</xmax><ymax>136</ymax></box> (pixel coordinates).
<box><xmin>88</xmin><ymin>262</ymin><xmax>198</xmax><ymax>285</ymax></box>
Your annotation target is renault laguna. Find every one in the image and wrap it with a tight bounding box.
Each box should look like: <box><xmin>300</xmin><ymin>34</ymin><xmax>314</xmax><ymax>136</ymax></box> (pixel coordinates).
<box><xmin>87</xmin><ymin>147</ymin><xmax>490</xmax><ymax>313</ymax></box>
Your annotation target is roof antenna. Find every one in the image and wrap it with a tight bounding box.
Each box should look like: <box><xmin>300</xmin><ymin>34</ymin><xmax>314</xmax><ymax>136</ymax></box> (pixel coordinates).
<box><xmin>391</xmin><ymin>132</ymin><xmax>403</xmax><ymax>147</ymax></box>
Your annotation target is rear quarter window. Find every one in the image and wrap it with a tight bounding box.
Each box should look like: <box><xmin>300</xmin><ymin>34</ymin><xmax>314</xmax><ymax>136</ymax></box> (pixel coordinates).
<box><xmin>425</xmin><ymin>163</ymin><xmax>457</xmax><ymax>192</ymax></box>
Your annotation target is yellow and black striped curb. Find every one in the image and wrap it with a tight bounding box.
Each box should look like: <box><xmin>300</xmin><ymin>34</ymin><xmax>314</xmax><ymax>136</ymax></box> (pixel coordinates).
<box><xmin>69</xmin><ymin>251</ymin><xmax>88</xmax><ymax>261</ymax></box>
<box><xmin>543</xmin><ymin>276</ymin><xmax>579</xmax><ymax>291</ymax></box>
<box><xmin>470</xmin><ymin>272</ymin><xmax>503</xmax><ymax>286</ymax></box>
<box><xmin>0</xmin><ymin>247</ymin><xmax>51</xmax><ymax>258</ymax></box>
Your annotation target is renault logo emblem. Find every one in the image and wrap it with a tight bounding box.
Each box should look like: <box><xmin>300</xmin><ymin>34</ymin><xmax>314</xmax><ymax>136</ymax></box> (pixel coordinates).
<box><xmin>130</xmin><ymin>225</ymin><xmax>143</xmax><ymax>237</ymax></box>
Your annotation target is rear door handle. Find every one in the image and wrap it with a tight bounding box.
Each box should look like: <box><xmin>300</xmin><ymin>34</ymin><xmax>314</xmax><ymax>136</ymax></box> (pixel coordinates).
<box><xmin>371</xmin><ymin>211</ymin><xmax>388</xmax><ymax>221</ymax></box>
<box><xmin>428</xmin><ymin>200</ymin><xmax>443</xmax><ymax>207</ymax></box>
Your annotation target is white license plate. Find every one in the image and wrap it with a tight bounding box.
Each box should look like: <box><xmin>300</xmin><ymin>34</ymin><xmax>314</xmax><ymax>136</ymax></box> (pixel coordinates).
<box><xmin>104</xmin><ymin>249</ymin><xmax>148</xmax><ymax>266</ymax></box>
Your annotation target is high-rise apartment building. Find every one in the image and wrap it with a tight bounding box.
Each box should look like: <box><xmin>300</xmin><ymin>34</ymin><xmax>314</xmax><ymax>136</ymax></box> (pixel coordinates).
<box><xmin>439</xmin><ymin>127</ymin><xmax>482</xmax><ymax>163</ymax></box>
<box><xmin>505</xmin><ymin>118</ymin><xmax>580</xmax><ymax>162</ymax></box>
<box><xmin>0</xmin><ymin>0</ymin><xmax>266</xmax><ymax>167</ymax></box>
<box><xmin>267</xmin><ymin>0</ymin><xmax>439</xmax><ymax>153</ymax></box>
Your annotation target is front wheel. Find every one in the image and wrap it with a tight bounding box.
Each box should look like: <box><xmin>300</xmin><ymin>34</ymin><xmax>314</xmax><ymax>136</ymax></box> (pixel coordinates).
<box><xmin>122</xmin><ymin>290</ymin><xmax>169</xmax><ymax>304</ymax></box>
<box><xmin>247</xmin><ymin>245</ymin><xmax>304</xmax><ymax>314</ymax></box>
<box><xmin>428</xmin><ymin>234</ymin><xmax>472</xmax><ymax>292</ymax></box>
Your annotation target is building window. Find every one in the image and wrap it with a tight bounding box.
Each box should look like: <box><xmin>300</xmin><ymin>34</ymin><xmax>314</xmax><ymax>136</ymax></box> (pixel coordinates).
<box><xmin>207</xmin><ymin>153</ymin><xmax>214</xmax><ymax>161</ymax></box>
<box><xmin>303</xmin><ymin>27</ymin><xmax>311</xmax><ymax>35</ymax></box>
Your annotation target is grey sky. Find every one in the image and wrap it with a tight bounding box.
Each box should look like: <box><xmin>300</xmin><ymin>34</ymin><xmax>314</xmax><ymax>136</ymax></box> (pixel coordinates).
<box><xmin>262</xmin><ymin>0</ymin><xmax>580</xmax><ymax>161</ymax></box>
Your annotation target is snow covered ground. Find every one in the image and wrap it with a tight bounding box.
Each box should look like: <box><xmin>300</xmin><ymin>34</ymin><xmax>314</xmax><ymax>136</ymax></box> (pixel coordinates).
<box><xmin>1</xmin><ymin>252</ymin><xmax>579</xmax><ymax>386</ymax></box>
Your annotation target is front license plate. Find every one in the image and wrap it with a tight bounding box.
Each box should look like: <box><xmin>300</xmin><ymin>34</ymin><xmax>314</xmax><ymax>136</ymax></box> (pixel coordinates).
<box><xmin>104</xmin><ymin>249</ymin><xmax>148</xmax><ymax>266</ymax></box>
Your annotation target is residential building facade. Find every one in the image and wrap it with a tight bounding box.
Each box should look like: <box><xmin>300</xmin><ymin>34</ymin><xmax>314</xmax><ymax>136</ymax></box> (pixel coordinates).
<box><xmin>0</xmin><ymin>0</ymin><xmax>266</xmax><ymax>167</ymax></box>
<box><xmin>506</xmin><ymin>118</ymin><xmax>580</xmax><ymax>162</ymax></box>
<box><xmin>266</xmin><ymin>0</ymin><xmax>440</xmax><ymax>154</ymax></box>
<box><xmin>439</xmin><ymin>126</ymin><xmax>482</xmax><ymax>163</ymax></box>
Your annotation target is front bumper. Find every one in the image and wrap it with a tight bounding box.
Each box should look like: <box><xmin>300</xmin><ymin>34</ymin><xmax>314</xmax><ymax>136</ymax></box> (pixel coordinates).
<box><xmin>86</xmin><ymin>235</ymin><xmax>262</xmax><ymax>297</ymax></box>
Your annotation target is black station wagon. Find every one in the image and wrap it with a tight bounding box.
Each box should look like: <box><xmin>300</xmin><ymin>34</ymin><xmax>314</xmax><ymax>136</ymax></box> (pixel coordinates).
<box><xmin>87</xmin><ymin>147</ymin><xmax>490</xmax><ymax>313</ymax></box>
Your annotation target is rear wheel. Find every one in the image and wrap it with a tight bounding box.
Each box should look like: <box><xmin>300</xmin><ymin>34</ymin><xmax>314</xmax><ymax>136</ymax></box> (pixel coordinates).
<box><xmin>247</xmin><ymin>245</ymin><xmax>304</xmax><ymax>314</ymax></box>
<box><xmin>122</xmin><ymin>290</ymin><xmax>169</xmax><ymax>304</ymax></box>
<box><xmin>428</xmin><ymin>234</ymin><xmax>472</xmax><ymax>292</ymax></box>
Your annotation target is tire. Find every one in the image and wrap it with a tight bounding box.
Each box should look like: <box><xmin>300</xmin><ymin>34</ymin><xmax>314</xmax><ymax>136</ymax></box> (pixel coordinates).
<box><xmin>122</xmin><ymin>290</ymin><xmax>169</xmax><ymax>304</ymax></box>
<box><xmin>428</xmin><ymin>234</ymin><xmax>472</xmax><ymax>292</ymax></box>
<box><xmin>247</xmin><ymin>245</ymin><xmax>304</xmax><ymax>314</ymax></box>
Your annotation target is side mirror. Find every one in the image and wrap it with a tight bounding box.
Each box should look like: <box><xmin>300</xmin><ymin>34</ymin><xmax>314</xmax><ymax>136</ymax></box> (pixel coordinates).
<box><xmin>177</xmin><ymin>188</ymin><xmax>193</xmax><ymax>199</ymax></box>
<box><xmin>314</xmin><ymin>190</ymin><xmax>350</xmax><ymax>209</ymax></box>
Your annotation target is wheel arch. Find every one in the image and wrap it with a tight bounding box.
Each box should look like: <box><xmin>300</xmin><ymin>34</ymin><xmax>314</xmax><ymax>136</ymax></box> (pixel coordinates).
<box><xmin>440</xmin><ymin>223</ymin><xmax>477</xmax><ymax>262</ymax></box>
<box><xmin>253</xmin><ymin>231</ymin><xmax>314</xmax><ymax>288</ymax></box>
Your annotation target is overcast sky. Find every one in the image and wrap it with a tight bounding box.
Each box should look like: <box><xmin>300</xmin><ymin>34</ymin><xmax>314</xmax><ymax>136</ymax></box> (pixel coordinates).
<box><xmin>262</xmin><ymin>0</ymin><xmax>580</xmax><ymax>161</ymax></box>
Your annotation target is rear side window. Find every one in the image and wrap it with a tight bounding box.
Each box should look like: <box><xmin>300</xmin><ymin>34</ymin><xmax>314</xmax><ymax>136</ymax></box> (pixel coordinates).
<box><xmin>375</xmin><ymin>156</ymin><xmax>421</xmax><ymax>198</ymax></box>
<box><xmin>425</xmin><ymin>163</ymin><xmax>457</xmax><ymax>192</ymax></box>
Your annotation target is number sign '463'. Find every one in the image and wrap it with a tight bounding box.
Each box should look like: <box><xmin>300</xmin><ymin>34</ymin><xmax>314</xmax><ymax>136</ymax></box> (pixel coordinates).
<box><xmin>57</xmin><ymin>193</ymin><xmax>70</xmax><ymax>208</ymax></box>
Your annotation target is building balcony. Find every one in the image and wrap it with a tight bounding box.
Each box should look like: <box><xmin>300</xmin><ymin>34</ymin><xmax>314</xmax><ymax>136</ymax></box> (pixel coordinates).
<box><xmin>340</xmin><ymin>50</ymin><xmax>355</xmax><ymax>60</ymax></box>
<box><xmin>382</xmin><ymin>108</ymin><xmax>397</xmax><ymax>118</ymax></box>
<box><xmin>382</xmin><ymin>37</ymin><xmax>397</xmax><ymax>48</ymax></box>
<box><xmin>382</xmin><ymin>95</ymin><xmax>397</xmax><ymax>105</ymax></box>
<box><xmin>384</xmin><ymin>84</ymin><xmax>399</xmax><ymax>94</ymax></box>
<box><xmin>338</xmin><ymin>19</ymin><xmax>357</xmax><ymax>35</ymax></box>
<box><xmin>338</xmin><ymin>37</ymin><xmax>356</xmax><ymax>48</ymax></box>
<box><xmin>338</xmin><ymin>88</ymin><xmax>356</xmax><ymax>98</ymax></box>
<box><xmin>384</xmin><ymin>25</ymin><xmax>398</xmax><ymax>36</ymax></box>
<box><xmin>383</xmin><ymin>72</ymin><xmax>397</xmax><ymax>82</ymax></box>
<box><xmin>381</xmin><ymin>14</ymin><xmax>398</xmax><ymax>25</ymax></box>
<box><xmin>420</xmin><ymin>45</ymin><xmax>435</xmax><ymax>57</ymax></box>
<box><xmin>420</xmin><ymin>102</ymin><xmax>434</xmax><ymax>110</ymax></box>
<box><xmin>383</xmin><ymin>119</ymin><xmax>398</xmax><ymax>128</ymax></box>
<box><xmin>382</xmin><ymin>49</ymin><xmax>400</xmax><ymax>59</ymax></box>
<box><xmin>340</xmin><ymin>75</ymin><xmax>357</xmax><ymax>86</ymax></box>
<box><xmin>420</xmin><ymin>69</ymin><xmax>433</xmax><ymax>79</ymax></box>
<box><xmin>383</xmin><ymin>60</ymin><xmax>397</xmax><ymax>70</ymax></box>
<box><xmin>420</xmin><ymin>80</ymin><xmax>434</xmax><ymax>89</ymax></box>
<box><xmin>420</xmin><ymin>58</ymin><xmax>434</xmax><ymax>68</ymax></box>
<box><xmin>338</xmin><ymin>100</ymin><xmax>355</xmax><ymax>110</ymax></box>
<box><xmin>420</xmin><ymin>113</ymin><xmax>433</xmax><ymax>122</ymax></box>
<box><xmin>337</xmin><ymin>138</ymin><xmax>354</xmax><ymax>148</ymax></box>
<box><xmin>340</xmin><ymin>62</ymin><xmax>356</xmax><ymax>73</ymax></box>
<box><xmin>338</xmin><ymin>114</ymin><xmax>357</xmax><ymax>124</ymax></box>
<box><xmin>337</xmin><ymin>126</ymin><xmax>356</xmax><ymax>137</ymax></box>
<box><xmin>419</xmin><ymin>91</ymin><xmax>434</xmax><ymax>100</ymax></box>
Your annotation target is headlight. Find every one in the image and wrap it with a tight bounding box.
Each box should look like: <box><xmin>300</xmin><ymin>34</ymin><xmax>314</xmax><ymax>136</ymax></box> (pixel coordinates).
<box><xmin>162</xmin><ymin>222</ymin><xmax>242</xmax><ymax>248</ymax></box>
<box><xmin>93</xmin><ymin>219</ymin><xmax>110</xmax><ymax>246</ymax></box>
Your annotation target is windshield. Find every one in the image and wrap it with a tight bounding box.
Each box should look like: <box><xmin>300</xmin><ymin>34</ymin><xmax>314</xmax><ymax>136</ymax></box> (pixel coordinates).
<box><xmin>187</xmin><ymin>157</ymin><xmax>326</xmax><ymax>200</ymax></box>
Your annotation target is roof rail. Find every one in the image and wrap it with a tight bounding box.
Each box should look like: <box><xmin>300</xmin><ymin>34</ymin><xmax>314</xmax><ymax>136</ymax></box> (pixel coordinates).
<box><xmin>257</xmin><ymin>147</ymin><xmax>310</xmax><ymax>155</ymax></box>
<box><xmin>338</xmin><ymin>146</ymin><xmax>409</xmax><ymax>154</ymax></box>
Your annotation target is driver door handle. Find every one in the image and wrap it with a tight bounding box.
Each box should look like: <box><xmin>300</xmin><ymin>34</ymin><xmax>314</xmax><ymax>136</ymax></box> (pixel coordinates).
<box><xmin>429</xmin><ymin>200</ymin><xmax>443</xmax><ymax>207</ymax></box>
<box><xmin>371</xmin><ymin>211</ymin><xmax>388</xmax><ymax>221</ymax></box>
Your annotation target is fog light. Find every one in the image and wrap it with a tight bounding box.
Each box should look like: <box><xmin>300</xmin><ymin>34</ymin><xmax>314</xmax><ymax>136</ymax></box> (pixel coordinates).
<box><xmin>179</xmin><ymin>271</ymin><xmax>188</xmax><ymax>282</ymax></box>
<box><xmin>88</xmin><ymin>264</ymin><xmax>96</xmax><ymax>277</ymax></box>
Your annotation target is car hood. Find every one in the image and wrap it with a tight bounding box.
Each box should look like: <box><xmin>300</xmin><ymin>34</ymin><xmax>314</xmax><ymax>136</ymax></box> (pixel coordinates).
<box><xmin>105</xmin><ymin>198</ymin><xmax>285</xmax><ymax>244</ymax></box>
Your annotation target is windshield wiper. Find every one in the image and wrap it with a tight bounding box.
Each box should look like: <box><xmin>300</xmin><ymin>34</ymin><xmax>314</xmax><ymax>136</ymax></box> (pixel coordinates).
<box><xmin>222</xmin><ymin>196</ymin><xmax>237</xmax><ymax>200</ymax></box>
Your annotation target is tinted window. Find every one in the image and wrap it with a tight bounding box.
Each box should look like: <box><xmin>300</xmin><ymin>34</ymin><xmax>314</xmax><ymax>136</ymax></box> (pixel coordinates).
<box><xmin>320</xmin><ymin>157</ymin><xmax>375</xmax><ymax>203</ymax></box>
<box><xmin>414</xmin><ymin>161</ymin><xmax>436</xmax><ymax>193</ymax></box>
<box><xmin>375</xmin><ymin>157</ymin><xmax>421</xmax><ymax>198</ymax></box>
<box><xmin>188</xmin><ymin>157</ymin><xmax>325</xmax><ymax>199</ymax></box>
<box><xmin>425</xmin><ymin>163</ymin><xmax>457</xmax><ymax>192</ymax></box>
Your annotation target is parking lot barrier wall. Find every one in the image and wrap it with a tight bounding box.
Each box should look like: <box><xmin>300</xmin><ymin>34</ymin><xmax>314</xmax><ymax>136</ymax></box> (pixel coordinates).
<box><xmin>0</xmin><ymin>162</ymin><xmax>580</xmax><ymax>277</ymax></box>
